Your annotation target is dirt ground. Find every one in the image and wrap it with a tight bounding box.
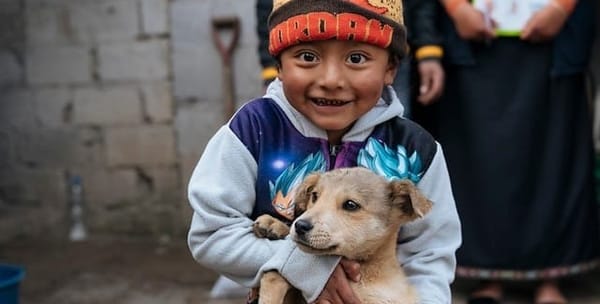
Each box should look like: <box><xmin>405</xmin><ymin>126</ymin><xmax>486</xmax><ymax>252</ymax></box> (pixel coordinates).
<box><xmin>1</xmin><ymin>237</ymin><xmax>599</xmax><ymax>304</ymax></box>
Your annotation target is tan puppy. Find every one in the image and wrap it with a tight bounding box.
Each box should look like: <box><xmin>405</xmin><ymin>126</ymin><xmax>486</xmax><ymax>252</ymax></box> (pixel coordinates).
<box><xmin>253</xmin><ymin>167</ymin><xmax>432</xmax><ymax>304</ymax></box>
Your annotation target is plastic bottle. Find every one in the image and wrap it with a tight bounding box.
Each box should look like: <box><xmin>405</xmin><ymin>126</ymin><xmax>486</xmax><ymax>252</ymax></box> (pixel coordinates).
<box><xmin>68</xmin><ymin>175</ymin><xmax>87</xmax><ymax>241</ymax></box>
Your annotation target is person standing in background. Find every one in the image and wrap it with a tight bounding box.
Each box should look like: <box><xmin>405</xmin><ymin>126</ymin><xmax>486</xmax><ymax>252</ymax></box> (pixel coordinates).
<box><xmin>403</xmin><ymin>0</ymin><xmax>446</xmax><ymax>113</ymax></box>
<box><xmin>420</xmin><ymin>0</ymin><xmax>600</xmax><ymax>303</ymax></box>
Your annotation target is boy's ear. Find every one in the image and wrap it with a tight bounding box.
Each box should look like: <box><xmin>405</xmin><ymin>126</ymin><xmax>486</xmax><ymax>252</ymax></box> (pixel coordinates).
<box><xmin>293</xmin><ymin>173</ymin><xmax>321</xmax><ymax>216</ymax></box>
<box><xmin>384</xmin><ymin>60</ymin><xmax>398</xmax><ymax>86</ymax></box>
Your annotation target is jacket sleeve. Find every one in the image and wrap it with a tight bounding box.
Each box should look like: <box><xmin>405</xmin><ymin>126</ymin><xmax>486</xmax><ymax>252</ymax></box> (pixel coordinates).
<box><xmin>187</xmin><ymin>125</ymin><xmax>337</xmax><ymax>302</ymax></box>
<box><xmin>396</xmin><ymin>143</ymin><xmax>462</xmax><ymax>304</ymax></box>
<box><xmin>404</xmin><ymin>0</ymin><xmax>444</xmax><ymax>61</ymax></box>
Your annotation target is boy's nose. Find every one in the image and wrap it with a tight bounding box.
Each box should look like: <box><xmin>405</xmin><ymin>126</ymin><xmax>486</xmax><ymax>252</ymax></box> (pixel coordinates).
<box><xmin>317</xmin><ymin>62</ymin><xmax>346</xmax><ymax>89</ymax></box>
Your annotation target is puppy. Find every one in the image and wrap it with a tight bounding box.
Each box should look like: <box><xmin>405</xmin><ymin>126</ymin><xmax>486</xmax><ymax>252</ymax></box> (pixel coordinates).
<box><xmin>253</xmin><ymin>167</ymin><xmax>432</xmax><ymax>304</ymax></box>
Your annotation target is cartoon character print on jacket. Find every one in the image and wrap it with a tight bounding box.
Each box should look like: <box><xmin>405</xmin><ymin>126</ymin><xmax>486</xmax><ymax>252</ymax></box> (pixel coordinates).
<box><xmin>228</xmin><ymin>98</ymin><xmax>436</xmax><ymax>225</ymax></box>
<box><xmin>266</xmin><ymin>138</ymin><xmax>423</xmax><ymax>221</ymax></box>
<box><xmin>358</xmin><ymin>138</ymin><xmax>423</xmax><ymax>183</ymax></box>
<box><xmin>268</xmin><ymin>152</ymin><xmax>326</xmax><ymax>221</ymax></box>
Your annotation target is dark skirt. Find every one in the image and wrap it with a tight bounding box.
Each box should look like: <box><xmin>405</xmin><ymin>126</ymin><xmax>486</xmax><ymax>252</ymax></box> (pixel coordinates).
<box><xmin>416</xmin><ymin>38</ymin><xmax>600</xmax><ymax>280</ymax></box>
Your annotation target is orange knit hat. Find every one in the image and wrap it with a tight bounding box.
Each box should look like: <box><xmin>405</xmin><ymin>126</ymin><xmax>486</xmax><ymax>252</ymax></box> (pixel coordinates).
<box><xmin>268</xmin><ymin>0</ymin><xmax>408</xmax><ymax>60</ymax></box>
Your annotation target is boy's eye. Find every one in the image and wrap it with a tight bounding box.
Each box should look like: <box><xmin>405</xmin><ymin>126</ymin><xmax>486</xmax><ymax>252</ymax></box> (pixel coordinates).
<box><xmin>347</xmin><ymin>53</ymin><xmax>367</xmax><ymax>64</ymax></box>
<box><xmin>299</xmin><ymin>52</ymin><xmax>318</xmax><ymax>62</ymax></box>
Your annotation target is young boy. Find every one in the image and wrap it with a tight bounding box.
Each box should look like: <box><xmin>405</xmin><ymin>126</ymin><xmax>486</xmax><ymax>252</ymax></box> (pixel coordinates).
<box><xmin>187</xmin><ymin>1</ymin><xmax>461</xmax><ymax>303</ymax></box>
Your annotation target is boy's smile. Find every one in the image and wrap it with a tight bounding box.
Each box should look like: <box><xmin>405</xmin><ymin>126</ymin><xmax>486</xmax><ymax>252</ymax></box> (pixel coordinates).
<box><xmin>312</xmin><ymin>98</ymin><xmax>350</xmax><ymax>106</ymax></box>
<box><xmin>278</xmin><ymin>40</ymin><xmax>397</xmax><ymax>144</ymax></box>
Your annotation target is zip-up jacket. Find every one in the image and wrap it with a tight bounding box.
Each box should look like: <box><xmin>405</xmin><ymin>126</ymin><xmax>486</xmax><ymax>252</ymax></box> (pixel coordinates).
<box><xmin>187</xmin><ymin>79</ymin><xmax>462</xmax><ymax>304</ymax></box>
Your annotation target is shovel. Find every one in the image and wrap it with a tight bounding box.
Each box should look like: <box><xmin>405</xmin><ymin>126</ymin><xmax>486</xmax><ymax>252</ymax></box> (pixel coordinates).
<box><xmin>211</xmin><ymin>17</ymin><xmax>240</xmax><ymax>121</ymax></box>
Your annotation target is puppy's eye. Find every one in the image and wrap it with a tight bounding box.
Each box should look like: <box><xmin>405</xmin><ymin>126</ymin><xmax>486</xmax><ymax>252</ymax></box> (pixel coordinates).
<box><xmin>342</xmin><ymin>200</ymin><xmax>360</xmax><ymax>211</ymax></box>
<box><xmin>311</xmin><ymin>191</ymin><xmax>318</xmax><ymax>202</ymax></box>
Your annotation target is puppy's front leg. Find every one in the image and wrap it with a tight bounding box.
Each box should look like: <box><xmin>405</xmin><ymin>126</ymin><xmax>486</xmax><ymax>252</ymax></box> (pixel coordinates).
<box><xmin>259</xmin><ymin>271</ymin><xmax>292</xmax><ymax>304</ymax></box>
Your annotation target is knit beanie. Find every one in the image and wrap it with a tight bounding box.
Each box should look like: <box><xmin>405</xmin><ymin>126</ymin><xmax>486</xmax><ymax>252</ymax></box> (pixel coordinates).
<box><xmin>268</xmin><ymin>0</ymin><xmax>408</xmax><ymax>60</ymax></box>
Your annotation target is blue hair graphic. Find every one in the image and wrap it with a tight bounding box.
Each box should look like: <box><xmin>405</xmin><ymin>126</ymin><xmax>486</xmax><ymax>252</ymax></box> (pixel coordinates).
<box><xmin>269</xmin><ymin>152</ymin><xmax>327</xmax><ymax>200</ymax></box>
<box><xmin>357</xmin><ymin>138</ymin><xmax>423</xmax><ymax>183</ymax></box>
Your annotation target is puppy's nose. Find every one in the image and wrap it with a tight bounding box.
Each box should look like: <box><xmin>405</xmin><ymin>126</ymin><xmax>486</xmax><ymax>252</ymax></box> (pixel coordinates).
<box><xmin>294</xmin><ymin>219</ymin><xmax>313</xmax><ymax>236</ymax></box>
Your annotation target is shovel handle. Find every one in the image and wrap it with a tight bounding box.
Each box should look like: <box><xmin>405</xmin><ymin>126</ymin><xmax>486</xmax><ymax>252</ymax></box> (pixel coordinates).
<box><xmin>211</xmin><ymin>17</ymin><xmax>240</xmax><ymax>65</ymax></box>
<box><xmin>212</xmin><ymin>16</ymin><xmax>240</xmax><ymax>121</ymax></box>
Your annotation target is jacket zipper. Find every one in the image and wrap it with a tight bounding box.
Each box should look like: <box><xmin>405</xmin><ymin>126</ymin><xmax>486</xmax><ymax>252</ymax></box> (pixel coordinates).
<box><xmin>329</xmin><ymin>144</ymin><xmax>341</xmax><ymax>169</ymax></box>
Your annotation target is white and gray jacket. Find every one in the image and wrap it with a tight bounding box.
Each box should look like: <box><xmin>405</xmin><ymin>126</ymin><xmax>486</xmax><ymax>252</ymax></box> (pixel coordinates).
<box><xmin>188</xmin><ymin>80</ymin><xmax>461</xmax><ymax>303</ymax></box>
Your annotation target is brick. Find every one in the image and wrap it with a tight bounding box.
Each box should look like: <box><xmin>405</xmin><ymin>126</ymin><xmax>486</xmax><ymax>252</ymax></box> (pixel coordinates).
<box><xmin>0</xmin><ymin>166</ymin><xmax>67</xmax><ymax>209</ymax></box>
<box><xmin>13</xmin><ymin>124</ymin><xmax>104</xmax><ymax>169</ymax></box>
<box><xmin>140</xmin><ymin>0</ymin><xmax>168</xmax><ymax>35</ymax></box>
<box><xmin>0</xmin><ymin>130</ymin><xmax>10</xmax><ymax>168</ymax></box>
<box><xmin>23</xmin><ymin>0</ymin><xmax>70</xmax><ymax>5</ymax></box>
<box><xmin>80</xmin><ymin>168</ymin><xmax>138</xmax><ymax>207</ymax></box>
<box><xmin>0</xmin><ymin>89</ymin><xmax>35</xmax><ymax>130</ymax></box>
<box><xmin>0</xmin><ymin>0</ymin><xmax>20</xmax><ymax>10</ymax></box>
<box><xmin>25</xmin><ymin>5</ymin><xmax>72</xmax><ymax>46</ymax></box>
<box><xmin>174</xmin><ymin>100</ymin><xmax>221</xmax><ymax>156</ymax></box>
<box><xmin>33</xmin><ymin>87</ymin><xmax>71</xmax><ymax>128</ymax></box>
<box><xmin>172</xmin><ymin>44</ymin><xmax>221</xmax><ymax>100</ymax></box>
<box><xmin>140</xmin><ymin>81</ymin><xmax>173</xmax><ymax>123</ymax></box>
<box><xmin>15</xmin><ymin>127</ymin><xmax>80</xmax><ymax>168</ymax></box>
<box><xmin>140</xmin><ymin>166</ymin><xmax>180</xmax><ymax>194</ymax></box>
<box><xmin>105</xmin><ymin>125</ymin><xmax>176</xmax><ymax>166</ymax></box>
<box><xmin>171</xmin><ymin>0</ymin><xmax>211</xmax><ymax>47</ymax></box>
<box><xmin>0</xmin><ymin>1</ymin><xmax>23</xmax><ymax>49</ymax></box>
<box><xmin>68</xmin><ymin>0</ymin><xmax>138</xmax><ymax>43</ymax></box>
<box><xmin>75</xmin><ymin>127</ymin><xmax>106</xmax><ymax>166</ymax></box>
<box><xmin>0</xmin><ymin>164</ymin><xmax>68</xmax><ymax>240</ymax></box>
<box><xmin>97</xmin><ymin>40</ymin><xmax>169</xmax><ymax>81</ymax></box>
<box><xmin>26</xmin><ymin>45</ymin><xmax>91</xmax><ymax>85</ymax></box>
<box><xmin>73</xmin><ymin>86</ymin><xmax>142</xmax><ymax>126</ymax></box>
<box><xmin>0</xmin><ymin>49</ymin><xmax>23</xmax><ymax>86</ymax></box>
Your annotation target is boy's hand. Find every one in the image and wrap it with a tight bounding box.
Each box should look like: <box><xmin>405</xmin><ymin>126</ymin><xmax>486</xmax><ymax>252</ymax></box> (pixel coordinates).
<box><xmin>520</xmin><ymin>3</ymin><xmax>569</xmax><ymax>42</ymax></box>
<box><xmin>450</xmin><ymin>3</ymin><xmax>496</xmax><ymax>41</ymax></box>
<box><xmin>313</xmin><ymin>259</ymin><xmax>361</xmax><ymax>304</ymax></box>
<box><xmin>417</xmin><ymin>60</ymin><xmax>445</xmax><ymax>105</ymax></box>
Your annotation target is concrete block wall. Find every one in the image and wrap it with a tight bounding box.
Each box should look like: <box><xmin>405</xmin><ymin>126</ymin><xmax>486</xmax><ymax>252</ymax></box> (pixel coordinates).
<box><xmin>0</xmin><ymin>0</ymin><xmax>263</xmax><ymax>243</ymax></box>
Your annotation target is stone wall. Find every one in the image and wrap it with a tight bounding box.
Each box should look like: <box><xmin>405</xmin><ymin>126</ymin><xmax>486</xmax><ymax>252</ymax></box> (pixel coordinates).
<box><xmin>0</xmin><ymin>0</ymin><xmax>263</xmax><ymax>242</ymax></box>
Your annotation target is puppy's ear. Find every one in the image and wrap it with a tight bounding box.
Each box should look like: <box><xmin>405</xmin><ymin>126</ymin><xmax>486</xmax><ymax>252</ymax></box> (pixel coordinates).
<box><xmin>293</xmin><ymin>173</ymin><xmax>321</xmax><ymax>216</ymax></box>
<box><xmin>389</xmin><ymin>179</ymin><xmax>432</xmax><ymax>220</ymax></box>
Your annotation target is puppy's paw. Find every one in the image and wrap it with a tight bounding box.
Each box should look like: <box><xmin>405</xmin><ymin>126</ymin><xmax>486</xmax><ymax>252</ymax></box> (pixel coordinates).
<box><xmin>253</xmin><ymin>215</ymin><xmax>290</xmax><ymax>240</ymax></box>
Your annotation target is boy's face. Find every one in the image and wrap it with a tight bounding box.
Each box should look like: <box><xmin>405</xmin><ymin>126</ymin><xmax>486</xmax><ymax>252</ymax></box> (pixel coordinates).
<box><xmin>278</xmin><ymin>40</ymin><xmax>397</xmax><ymax>143</ymax></box>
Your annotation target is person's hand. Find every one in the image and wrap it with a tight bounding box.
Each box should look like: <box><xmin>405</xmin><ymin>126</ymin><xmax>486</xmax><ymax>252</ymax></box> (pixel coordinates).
<box><xmin>450</xmin><ymin>3</ymin><xmax>496</xmax><ymax>41</ymax></box>
<box><xmin>313</xmin><ymin>259</ymin><xmax>361</xmax><ymax>304</ymax></box>
<box><xmin>520</xmin><ymin>2</ymin><xmax>569</xmax><ymax>42</ymax></box>
<box><xmin>417</xmin><ymin>60</ymin><xmax>445</xmax><ymax>105</ymax></box>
